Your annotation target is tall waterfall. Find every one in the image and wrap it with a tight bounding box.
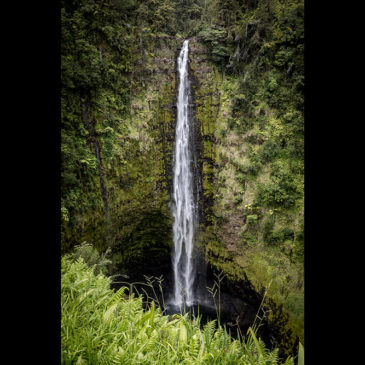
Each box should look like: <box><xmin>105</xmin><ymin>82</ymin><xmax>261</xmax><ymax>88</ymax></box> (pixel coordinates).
<box><xmin>171</xmin><ymin>40</ymin><xmax>196</xmax><ymax>307</ymax></box>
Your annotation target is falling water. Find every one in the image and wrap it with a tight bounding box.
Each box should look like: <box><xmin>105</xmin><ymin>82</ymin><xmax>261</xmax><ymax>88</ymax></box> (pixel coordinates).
<box><xmin>171</xmin><ymin>40</ymin><xmax>196</xmax><ymax>307</ymax></box>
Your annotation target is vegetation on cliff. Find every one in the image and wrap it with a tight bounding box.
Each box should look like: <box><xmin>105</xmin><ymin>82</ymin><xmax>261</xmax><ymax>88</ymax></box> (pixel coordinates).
<box><xmin>61</xmin><ymin>0</ymin><xmax>181</xmax><ymax>264</ymax></box>
<box><xmin>189</xmin><ymin>0</ymin><xmax>304</xmax><ymax>344</ymax></box>
<box><xmin>61</xmin><ymin>0</ymin><xmax>304</xmax><ymax>358</ymax></box>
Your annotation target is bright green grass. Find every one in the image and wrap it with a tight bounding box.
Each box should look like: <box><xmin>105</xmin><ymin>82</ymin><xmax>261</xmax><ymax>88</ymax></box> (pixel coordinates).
<box><xmin>61</xmin><ymin>256</ymin><xmax>296</xmax><ymax>364</ymax></box>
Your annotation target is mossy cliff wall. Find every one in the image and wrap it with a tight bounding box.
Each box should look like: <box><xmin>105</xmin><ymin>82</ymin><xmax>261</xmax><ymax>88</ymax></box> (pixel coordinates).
<box><xmin>62</xmin><ymin>33</ymin><xmax>303</xmax><ymax>351</ymax></box>
<box><xmin>188</xmin><ymin>37</ymin><xmax>303</xmax><ymax>350</ymax></box>
<box><xmin>62</xmin><ymin>0</ymin><xmax>303</xmax><ymax>359</ymax></box>
<box><xmin>188</xmin><ymin>39</ymin><xmax>219</xmax><ymax>228</ymax></box>
<box><xmin>62</xmin><ymin>35</ymin><xmax>184</xmax><ymax>276</ymax></box>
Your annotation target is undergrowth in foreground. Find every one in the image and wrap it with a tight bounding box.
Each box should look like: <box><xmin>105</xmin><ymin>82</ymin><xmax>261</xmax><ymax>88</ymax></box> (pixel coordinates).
<box><xmin>61</xmin><ymin>257</ymin><xmax>295</xmax><ymax>364</ymax></box>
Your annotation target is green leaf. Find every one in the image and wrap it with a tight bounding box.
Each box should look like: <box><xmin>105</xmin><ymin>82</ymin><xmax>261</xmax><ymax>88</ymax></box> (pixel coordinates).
<box><xmin>103</xmin><ymin>303</ymin><xmax>118</xmax><ymax>322</ymax></box>
<box><xmin>247</xmin><ymin>327</ymin><xmax>263</xmax><ymax>357</ymax></box>
<box><xmin>76</xmin><ymin>356</ymin><xmax>87</xmax><ymax>365</ymax></box>
<box><xmin>179</xmin><ymin>321</ymin><xmax>188</xmax><ymax>344</ymax></box>
<box><xmin>298</xmin><ymin>342</ymin><xmax>304</xmax><ymax>365</ymax></box>
<box><xmin>137</xmin><ymin>311</ymin><xmax>152</xmax><ymax>326</ymax></box>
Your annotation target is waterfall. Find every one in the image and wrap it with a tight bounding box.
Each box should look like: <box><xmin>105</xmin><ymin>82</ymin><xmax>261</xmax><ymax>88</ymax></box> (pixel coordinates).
<box><xmin>171</xmin><ymin>40</ymin><xmax>196</xmax><ymax>307</ymax></box>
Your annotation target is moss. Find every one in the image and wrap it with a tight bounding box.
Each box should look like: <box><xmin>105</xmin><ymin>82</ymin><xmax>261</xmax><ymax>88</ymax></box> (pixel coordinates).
<box><xmin>186</xmin><ymin>34</ymin><xmax>304</xmax><ymax>344</ymax></box>
<box><xmin>62</xmin><ymin>23</ymin><xmax>303</xmax><ymax>350</ymax></box>
<box><xmin>62</xmin><ymin>36</ymin><xmax>178</xmax><ymax>255</ymax></box>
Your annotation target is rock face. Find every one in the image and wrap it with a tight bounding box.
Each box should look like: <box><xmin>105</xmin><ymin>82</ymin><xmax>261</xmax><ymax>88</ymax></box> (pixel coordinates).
<box><xmin>104</xmin><ymin>37</ymin><xmax>181</xmax><ymax>275</ymax></box>
<box><xmin>186</xmin><ymin>38</ymin><xmax>301</xmax><ymax>359</ymax></box>
<box><xmin>188</xmin><ymin>38</ymin><xmax>219</xmax><ymax>228</ymax></box>
<box><xmin>62</xmin><ymin>36</ymin><xmax>181</xmax><ymax>272</ymax></box>
<box><xmin>62</xmin><ymin>35</ymin><xmax>301</xmax><ymax>359</ymax></box>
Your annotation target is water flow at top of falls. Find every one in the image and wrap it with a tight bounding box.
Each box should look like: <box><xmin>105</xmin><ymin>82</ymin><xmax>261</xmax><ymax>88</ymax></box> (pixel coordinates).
<box><xmin>171</xmin><ymin>40</ymin><xmax>196</xmax><ymax>307</ymax></box>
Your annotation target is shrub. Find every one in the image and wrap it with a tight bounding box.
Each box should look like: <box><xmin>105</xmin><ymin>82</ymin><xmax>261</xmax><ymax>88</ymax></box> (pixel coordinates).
<box><xmin>263</xmin><ymin>218</ymin><xmax>275</xmax><ymax>242</ymax></box>
<box><xmin>255</xmin><ymin>182</ymin><xmax>291</xmax><ymax>208</ymax></box>
<box><xmin>234</xmin><ymin>195</ymin><xmax>243</xmax><ymax>205</ymax></box>
<box><xmin>257</xmin><ymin>139</ymin><xmax>280</xmax><ymax>163</ymax></box>
<box><xmin>219</xmin><ymin>128</ymin><xmax>227</xmax><ymax>138</ymax></box>
<box><xmin>254</xmin><ymin>166</ymin><xmax>299</xmax><ymax>208</ymax></box>
<box><xmin>198</xmin><ymin>26</ymin><xmax>229</xmax><ymax>66</ymax></box>
<box><xmin>246</xmin><ymin>214</ymin><xmax>258</xmax><ymax>225</ymax></box>
<box><xmin>67</xmin><ymin>241</ymin><xmax>111</xmax><ymax>275</ymax></box>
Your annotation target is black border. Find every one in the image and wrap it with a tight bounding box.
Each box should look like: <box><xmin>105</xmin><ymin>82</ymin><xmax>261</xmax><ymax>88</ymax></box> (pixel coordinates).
<box><xmin>8</xmin><ymin>0</ymin><xmax>349</xmax><ymax>362</ymax></box>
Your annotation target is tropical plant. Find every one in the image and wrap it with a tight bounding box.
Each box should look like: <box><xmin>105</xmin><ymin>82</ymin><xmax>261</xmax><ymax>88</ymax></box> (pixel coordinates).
<box><xmin>61</xmin><ymin>256</ymin><xmax>294</xmax><ymax>364</ymax></box>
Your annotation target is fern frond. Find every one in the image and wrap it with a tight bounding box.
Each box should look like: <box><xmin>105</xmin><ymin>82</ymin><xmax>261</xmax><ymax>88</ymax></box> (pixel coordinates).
<box><xmin>106</xmin><ymin>286</ymin><xmax>127</xmax><ymax>307</ymax></box>
<box><xmin>203</xmin><ymin>320</ymin><xmax>216</xmax><ymax>349</ymax></box>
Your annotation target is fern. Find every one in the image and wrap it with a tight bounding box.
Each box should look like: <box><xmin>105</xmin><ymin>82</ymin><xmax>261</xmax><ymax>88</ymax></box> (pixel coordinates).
<box><xmin>188</xmin><ymin>334</ymin><xmax>200</xmax><ymax>359</ymax></box>
<box><xmin>203</xmin><ymin>320</ymin><xmax>216</xmax><ymax>350</ymax></box>
<box><xmin>61</xmin><ymin>256</ymin><xmax>294</xmax><ymax>364</ymax></box>
<box><xmin>106</xmin><ymin>286</ymin><xmax>127</xmax><ymax>307</ymax></box>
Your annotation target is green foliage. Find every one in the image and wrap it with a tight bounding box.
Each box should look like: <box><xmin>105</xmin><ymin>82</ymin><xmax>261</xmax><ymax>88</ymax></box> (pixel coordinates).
<box><xmin>174</xmin><ymin>0</ymin><xmax>203</xmax><ymax>35</ymax></box>
<box><xmin>257</xmin><ymin>140</ymin><xmax>280</xmax><ymax>163</ymax></box>
<box><xmin>61</xmin><ymin>256</ymin><xmax>294</xmax><ymax>364</ymax></box>
<box><xmin>241</xmin><ymin>232</ymin><xmax>258</xmax><ymax>248</ymax></box>
<box><xmin>298</xmin><ymin>342</ymin><xmax>304</xmax><ymax>365</ymax></box>
<box><xmin>67</xmin><ymin>241</ymin><xmax>112</xmax><ymax>275</ymax></box>
<box><xmin>246</xmin><ymin>214</ymin><xmax>258</xmax><ymax>225</ymax></box>
<box><xmin>254</xmin><ymin>163</ymin><xmax>300</xmax><ymax>208</ymax></box>
<box><xmin>263</xmin><ymin>217</ymin><xmax>275</xmax><ymax>242</ymax></box>
<box><xmin>255</xmin><ymin>182</ymin><xmax>291</xmax><ymax>208</ymax></box>
<box><xmin>61</xmin><ymin>0</ymin><xmax>190</xmax><ymax>252</ymax></box>
<box><xmin>61</xmin><ymin>0</ymin><xmax>137</xmax><ymax>251</ymax></box>
<box><xmin>198</xmin><ymin>25</ymin><xmax>229</xmax><ymax>65</ymax></box>
<box><xmin>61</xmin><ymin>0</ymin><xmax>304</xmax><ymax>356</ymax></box>
<box><xmin>284</xmin><ymin>294</ymin><xmax>304</xmax><ymax>319</ymax></box>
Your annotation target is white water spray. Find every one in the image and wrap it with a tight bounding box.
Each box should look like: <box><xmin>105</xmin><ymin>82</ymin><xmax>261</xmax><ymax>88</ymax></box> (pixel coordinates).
<box><xmin>171</xmin><ymin>40</ymin><xmax>196</xmax><ymax>307</ymax></box>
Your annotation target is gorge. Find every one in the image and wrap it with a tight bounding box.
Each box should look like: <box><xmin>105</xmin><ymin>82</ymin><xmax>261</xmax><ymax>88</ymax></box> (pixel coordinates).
<box><xmin>61</xmin><ymin>1</ymin><xmax>304</xmax><ymax>363</ymax></box>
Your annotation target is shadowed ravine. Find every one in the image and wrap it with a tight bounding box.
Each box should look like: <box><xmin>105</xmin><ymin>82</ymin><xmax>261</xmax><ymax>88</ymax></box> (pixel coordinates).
<box><xmin>110</xmin><ymin>259</ymin><xmax>299</xmax><ymax>363</ymax></box>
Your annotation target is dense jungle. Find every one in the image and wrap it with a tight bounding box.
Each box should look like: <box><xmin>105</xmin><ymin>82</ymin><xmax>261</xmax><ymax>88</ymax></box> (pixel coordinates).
<box><xmin>61</xmin><ymin>0</ymin><xmax>304</xmax><ymax>363</ymax></box>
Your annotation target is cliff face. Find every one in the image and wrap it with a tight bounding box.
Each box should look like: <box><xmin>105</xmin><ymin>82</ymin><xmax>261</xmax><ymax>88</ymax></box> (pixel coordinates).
<box><xmin>62</xmin><ymin>34</ymin><xmax>182</xmax><ymax>276</ymax></box>
<box><xmin>188</xmin><ymin>37</ymin><xmax>303</xmax><ymax>347</ymax></box>
<box><xmin>62</xmin><ymin>36</ymin><xmax>303</xmax><ymax>345</ymax></box>
<box><xmin>61</xmin><ymin>0</ymin><xmax>304</xmax><ymax>352</ymax></box>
